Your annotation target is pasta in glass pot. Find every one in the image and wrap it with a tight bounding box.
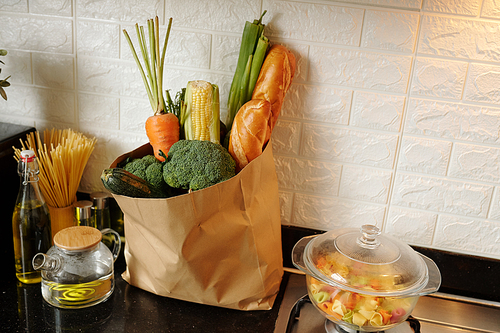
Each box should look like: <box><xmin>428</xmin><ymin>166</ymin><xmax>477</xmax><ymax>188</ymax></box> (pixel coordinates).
<box><xmin>292</xmin><ymin>225</ymin><xmax>441</xmax><ymax>332</ymax></box>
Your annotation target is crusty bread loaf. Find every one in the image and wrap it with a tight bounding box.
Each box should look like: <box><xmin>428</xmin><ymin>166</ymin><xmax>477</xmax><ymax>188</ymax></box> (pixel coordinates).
<box><xmin>229</xmin><ymin>99</ymin><xmax>272</xmax><ymax>172</ymax></box>
<box><xmin>229</xmin><ymin>44</ymin><xmax>296</xmax><ymax>171</ymax></box>
<box><xmin>251</xmin><ymin>44</ymin><xmax>296</xmax><ymax>131</ymax></box>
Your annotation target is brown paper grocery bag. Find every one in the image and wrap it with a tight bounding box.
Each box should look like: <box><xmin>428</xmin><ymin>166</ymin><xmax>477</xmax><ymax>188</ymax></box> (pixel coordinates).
<box><xmin>110</xmin><ymin>141</ymin><xmax>283</xmax><ymax>310</ymax></box>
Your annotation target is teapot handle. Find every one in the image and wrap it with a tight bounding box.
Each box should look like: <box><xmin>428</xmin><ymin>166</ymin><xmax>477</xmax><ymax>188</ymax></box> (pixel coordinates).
<box><xmin>101</xmin><ymin>228</ymin><xmax>122</xmax><ymax>262</ymax></box>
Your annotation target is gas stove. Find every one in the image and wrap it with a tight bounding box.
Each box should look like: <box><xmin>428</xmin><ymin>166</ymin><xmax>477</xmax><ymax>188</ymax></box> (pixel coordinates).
<box><xmin>274</xmin><ymin>271</ymin><xmax>500</xmax><ymax>333</ymax></box>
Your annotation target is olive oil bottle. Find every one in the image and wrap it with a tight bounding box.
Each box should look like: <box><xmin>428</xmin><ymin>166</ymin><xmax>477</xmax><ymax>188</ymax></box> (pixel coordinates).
<box><xmin>12</xmin><ymin>150</ymin><xmax>52</xmax><ymax>284</ymax></box>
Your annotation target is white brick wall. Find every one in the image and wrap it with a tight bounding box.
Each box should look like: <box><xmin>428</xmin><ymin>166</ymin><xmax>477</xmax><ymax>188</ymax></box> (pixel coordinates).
<box><xmin>1</xmin><ymin>0</ymin><xmax>499</xmax><ymax>259</ymax></box>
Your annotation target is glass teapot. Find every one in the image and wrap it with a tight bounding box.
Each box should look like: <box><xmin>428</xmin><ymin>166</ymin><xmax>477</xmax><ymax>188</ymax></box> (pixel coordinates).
<box><xmin>32</xmin><ymin>226</ymin><xmax>121</xmax><ymax>309</ymax></box>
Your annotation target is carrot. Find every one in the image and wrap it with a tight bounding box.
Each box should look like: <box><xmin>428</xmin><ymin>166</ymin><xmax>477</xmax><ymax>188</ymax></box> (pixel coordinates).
<box><xmin>124</xmin><ymin>17</ymin><xmax>182</xmax><ymax>160</ymax></box>
<box><xmin>379</xmin><ymin>309</ymin><xmax>392</xmax><ymax>325</ymax></box>
<box><xmin>146</xmin><ymin>113</ymin><xmax>179</xmax><ymax>161</ymax></box>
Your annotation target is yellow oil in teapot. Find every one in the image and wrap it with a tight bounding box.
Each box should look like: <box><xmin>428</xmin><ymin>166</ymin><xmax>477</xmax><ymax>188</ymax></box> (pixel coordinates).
<box><xmin>41</xmin><ymin>272</ymin><xmax>114</xmax><ymax>308</ymax></box>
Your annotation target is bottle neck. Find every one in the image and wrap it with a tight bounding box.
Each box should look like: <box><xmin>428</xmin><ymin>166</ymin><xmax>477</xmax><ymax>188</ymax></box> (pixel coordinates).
<box><xmin>17</xmin><ymin>157</ymin><xmax>46</xmax><ymax>206</ymax></box>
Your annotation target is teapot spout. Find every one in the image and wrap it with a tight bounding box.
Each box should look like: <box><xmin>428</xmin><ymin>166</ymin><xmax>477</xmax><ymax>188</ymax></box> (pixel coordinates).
<box><xmin>33</xmin><ymin>253</ymin><xmax>61</xmax><ymax>272</ymax></box>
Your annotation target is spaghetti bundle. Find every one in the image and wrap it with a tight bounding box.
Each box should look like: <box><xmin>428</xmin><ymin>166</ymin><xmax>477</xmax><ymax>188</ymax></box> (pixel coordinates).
<box><xmin>13</xmin><ymin>128</ymin><xmax>97</xmax><ymax>208</ymax></box>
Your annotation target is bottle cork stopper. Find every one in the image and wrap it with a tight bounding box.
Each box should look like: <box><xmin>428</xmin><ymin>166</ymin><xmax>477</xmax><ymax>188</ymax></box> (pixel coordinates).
<box><xmin>54</xmin><ymin>226</ymin><xmax>102</xmax><ymax>251</ymax></box>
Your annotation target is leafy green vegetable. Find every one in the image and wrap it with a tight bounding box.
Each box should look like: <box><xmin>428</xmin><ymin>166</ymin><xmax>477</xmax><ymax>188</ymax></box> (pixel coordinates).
<box><xmin>123</xmin><ymin>154</ymin><xmax>158</xmax><ymax>180</ymax></box>
<box><xmin>123</xmin><ymin>16</ymin><xmax>173</xmax><ymax>116</ymax></box>
<box><xmin>226</xmin><ymin>11</ymin><xmax>268</xmax><ymax>129</ymax></box>
<box><xmin>145</xmin><ymin>162</ymin><xmax>166</xmax><ymax>190</ymax></box>
<box><xmin>162</xmin><ymin>140</ymin><xmax>236</xmax><ymax>191</ymax></box>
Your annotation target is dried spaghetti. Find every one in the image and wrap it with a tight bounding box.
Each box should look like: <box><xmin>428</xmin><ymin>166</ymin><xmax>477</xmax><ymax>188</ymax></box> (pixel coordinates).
<box><xmin>13</xmin><ymin>128</ymin><xmax>97</xmax><ymax>208</ymax></box>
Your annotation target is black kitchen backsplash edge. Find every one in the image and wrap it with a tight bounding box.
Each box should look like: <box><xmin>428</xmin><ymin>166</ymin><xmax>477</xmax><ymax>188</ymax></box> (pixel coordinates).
<box><xmin>281</xmin><ymin>225</ymin><xmax>500</xmax><ymax>303</ymax></box>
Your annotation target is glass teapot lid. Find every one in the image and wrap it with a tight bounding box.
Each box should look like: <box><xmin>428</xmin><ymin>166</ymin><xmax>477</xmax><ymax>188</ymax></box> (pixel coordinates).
<box><xmin>54</xmin><ymin>226</ymin><xmax>102</xmax><ymax>251</ymax></box>
<box><xmin>304</xmin><ymin>225</ymin><xmax>428</xmax><ymax>297</ymax></box>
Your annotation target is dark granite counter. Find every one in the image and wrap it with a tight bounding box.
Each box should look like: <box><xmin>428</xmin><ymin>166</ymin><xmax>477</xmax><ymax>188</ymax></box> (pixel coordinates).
<box><xmin>2</xmin><ymin>252</ymin><xmax>287</xmax><ymax>333</ymax></box>
<box><xmin>3</xmin><ymin>224</ymin><xmax>499</xmax><ymax>332</ymax></box>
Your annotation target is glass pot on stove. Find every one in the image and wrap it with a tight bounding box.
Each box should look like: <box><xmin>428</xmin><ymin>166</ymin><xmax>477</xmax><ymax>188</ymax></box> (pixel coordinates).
<box><xmin>292</xmin><ymin>225</ymin><xmax>441</xmax><ymax>332</ymax></box>
<box><xmin>32</xmin><ymin>226</ymin><xmax>121</xmax><ymax>309</ymax></box>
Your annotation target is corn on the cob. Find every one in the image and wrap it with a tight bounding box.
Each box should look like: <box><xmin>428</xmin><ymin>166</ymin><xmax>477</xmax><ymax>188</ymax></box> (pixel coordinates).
<box><xmin>181</xmin><ymin>80</ymin><xmax>220</xmax><ymax>143</ymax></box>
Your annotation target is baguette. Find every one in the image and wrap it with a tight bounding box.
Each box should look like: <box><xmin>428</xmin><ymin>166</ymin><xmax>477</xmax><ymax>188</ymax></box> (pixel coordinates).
<box><xmin>229</xmin><ymin>99</ymin><xmax>272</xmax><ymax>172</ymax></box>
<box><xmin>229</xmin><ymin>44</ymin><xmax>296</xmax><ymax>171</ymax></box>
<box><xmin>251</xmin><ymin>44</ymin><xmax>296</xmax><ymax>131</ymax></box>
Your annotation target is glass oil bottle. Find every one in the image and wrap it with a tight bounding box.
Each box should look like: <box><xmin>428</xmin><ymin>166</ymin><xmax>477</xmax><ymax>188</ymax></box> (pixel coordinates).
<box><xmin>12</xmin><ymin>150</ymin><xmax>52</xmax><ymax>284</ymax></box>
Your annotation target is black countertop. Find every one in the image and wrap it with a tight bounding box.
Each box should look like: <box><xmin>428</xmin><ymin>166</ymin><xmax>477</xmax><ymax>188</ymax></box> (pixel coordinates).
<box><xmin>3</xmin><ymin>225</ymin><xmax>500</xmax><ymax>332</ymax></box>
<box><xmin>2</xmin><ymin>251</ymin><xmax>288</xmax><ymax>333</ymax></box>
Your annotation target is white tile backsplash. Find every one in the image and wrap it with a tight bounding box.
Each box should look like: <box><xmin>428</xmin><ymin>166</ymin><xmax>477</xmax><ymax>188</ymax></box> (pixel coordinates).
<box><xmin>1</xmin><ymin>0</ymin><xmax>499</xmax><ymax>259</ymax></box>
<box><xmin>410</xmin><ymin>57</ymin><xmax>468</xmax><ymax>99</ymax></box>
<box><xmin>464</xmin><ymin>62</ymin><xmax>500</xmax><ymax>104</ymax></box>
<box><xmin>76</xmin><ymin>0</ymin><xmax>162</xmax><ymax>22</ymax></box>
<box><xmin>448</xmin><ymin>143</ymin><xmax>500</xmax><ymax>183</ymax></box>
<box><xmin>32</xmin><ymin>53</ymin><xmax>74</xmax><ymax>89</ymax></box>
<box><xmin>338</xmin><ymin>165</ymin><xmax>392</xmax><ymax>204</ymax></box>
<box><xmin>301</xmin><ymin>124</ymin><xmax>399</xmax><ymax>168</ymax></box>
<box><xmin>482</xmin><ymin>0</ymin><xmax>500</xmax><ymax>19</ymax></box>
<box><xmin>77</xmin><ymin>20</ymin><xmax>120</xmax><ymax>59</ymax></box>
<box><xmin>264</xmin><ymin>1</ymin><xmax>364</xmax><ymax>46</ymax></box>
<box><xmin>419</xmin><ymin>15</ymin><xmax>500</xmax><ymax>62</ymax></box>
<box><xmin>361</xmin><ymin>10</ymin><xmax>419</xmax><ymax>53</ymax></box>
<box><xmin>292</xmin><ymin>193</ymin><xmax>386</xmax><ymax>230</ymax></box>
<box><xmin>0</xmin><ymin>0</ymin><xmax>28</xmax><ymax>13</ymax></box>
<box><xmin>30</xmin><ymin>0</ymin><xmax>72</xmax><ymax>17</ymax></box>
<box><xmin>350</xmin><ymin>91</ymin><xmax>404</xmax><ymax>131</ymax></box>
<box><xmin>434</xmin><ymin>215</ymin><xmax>500</xmax><ymax>256</ymax></box>
<box><xmin>0</xmin><ymin>14</ymin><xmax>73</xmax><ymax>53</ymax></box>
<box><xmin>2</xmin><ymin>50</ymin><xmax>32</xmax><ymax>85</ymax></box>
<box><xmin>283</xmin><ymin>84</ymin><xmax>352</xmax><ymax>124</ymax></box>
<box><xmin>405</xmin><ymin>99</ymin><xmax>500</xmax><ymax>144</ymax></box>
<box><xmin>398</xmin><ymin>136</ymin><xmax>452</xmax><ymax>176</ymax></box>
<box><xmin>392</xmin><ymin>173</ymin><xmax>493</xmax><ymax>218</ymax></box>
<box><xmin>386</xmin><ymin>206</ymin><xmax>438</xmax><ymax>246</ymax></box>
<box><xmin>309</xmin><ymin>46</ymin><xmax>412</xmax><ymax>93</ymax></box>
<box><xmin>422</xmin><ymin>0</ymin><xmax>480</xmax><ymax>16</ymax></box>
<box><xmin>164</xmin><ymin>0</ymin><xmax>260</xmax><ymax>33</ymax></box>
<box><xmin>275</xmin><ymin>155</ymin><xmax>342</xmax><ymax>195</ymax></box>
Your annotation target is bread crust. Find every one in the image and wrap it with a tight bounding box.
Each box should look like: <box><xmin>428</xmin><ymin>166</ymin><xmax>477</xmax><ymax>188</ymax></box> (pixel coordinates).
<box><xmin>229</xmin><ymin>99</ymin><xmax>272</xmax><ymax>171</ymax></box>
<box><xmin>229</xmin><ymin>44</ymin><xmax>296</xmax><ymax>172</ymax></box>
<box><xmin>251</xmin><ymin>44</ymin><xmax>296</xmax><ymax>130</ymax></box>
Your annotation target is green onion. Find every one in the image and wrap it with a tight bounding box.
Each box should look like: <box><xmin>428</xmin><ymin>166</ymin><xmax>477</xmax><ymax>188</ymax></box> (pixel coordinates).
<box><xmin>247</xmin><ymin>34</ymin><xmax>269</xmax><ymax>101</ymax></box>
<box><xmin>226</xmin><ymin>11</ymin><xmax>269</xmax><ymax>130</ymax></box>
<box><xmin>123</xmin><ymin>17</ymin><xmax>173</xmax><ymax>116</ymax></box>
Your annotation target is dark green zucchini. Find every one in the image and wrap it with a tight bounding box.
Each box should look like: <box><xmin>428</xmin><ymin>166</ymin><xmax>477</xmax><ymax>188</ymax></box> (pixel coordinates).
<box><xmin>101</xmin><ymin>168</ymin><xmax>167</xmax><ymax>198</ymax></box>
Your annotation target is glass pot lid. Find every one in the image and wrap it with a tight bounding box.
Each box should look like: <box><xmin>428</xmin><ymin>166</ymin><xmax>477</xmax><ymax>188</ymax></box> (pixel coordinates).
<box><xmin>303</xmin><ymin>225</ymin><xmax>429</xmax><ymax>297</ymax></box>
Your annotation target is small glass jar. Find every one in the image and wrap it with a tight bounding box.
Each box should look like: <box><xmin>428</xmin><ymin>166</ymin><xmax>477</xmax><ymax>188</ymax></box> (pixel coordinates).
<box><xmin>74</xmin><ymin>200</ymin><xmax>94</xmax><ymax>227</ymax></box>
<box><xmin>90</xmin><ymin>192</ymin><xmax>111</xmax><ymax>230</ymax></box>
<box><xmin>33</xmin><ymin>226</ymin><xmax>121</xmax><ymax>309</ymax></box>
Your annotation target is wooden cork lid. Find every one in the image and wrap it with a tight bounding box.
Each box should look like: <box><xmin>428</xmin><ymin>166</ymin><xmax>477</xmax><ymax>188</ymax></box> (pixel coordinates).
<box><xmin>54</xmin><ymin>226</ymin><xmax>102</xmax><ymax>251</ymax></box>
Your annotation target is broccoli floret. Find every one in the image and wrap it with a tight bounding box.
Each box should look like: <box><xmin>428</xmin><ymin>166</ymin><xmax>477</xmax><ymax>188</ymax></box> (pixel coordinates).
<box><xmin>163</xmin><ymin>140</ymin><xmax>236</xmax><ymax>191</ymax></box>
<box><xmin>146</xmin><ymin>163</ymin><xmax>165</xmax><ymax>189</ymax></box>
<box><xmin>124</xmin><ymin>154</ymin><xmax>158</xmax><ymax>180</ymax></box>
<box><xmin>141</xmin><ymin>154</ymin><xmax>158</xmax><ymax>166</ymax></box>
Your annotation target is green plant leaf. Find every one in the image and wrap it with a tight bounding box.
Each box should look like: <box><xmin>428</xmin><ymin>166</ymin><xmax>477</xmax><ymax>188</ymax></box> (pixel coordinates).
<box><xmin>0</xmin><ymin>87</ymin><xmax>7</xmax><ymax>100</ymax></box>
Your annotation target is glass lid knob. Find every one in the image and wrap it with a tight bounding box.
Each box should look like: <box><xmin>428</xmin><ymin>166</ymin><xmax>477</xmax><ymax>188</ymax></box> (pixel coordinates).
<box><xmin>357</xmin><ymin>225</ymin><xmax>381</xmax><ymax>249</ymax></box>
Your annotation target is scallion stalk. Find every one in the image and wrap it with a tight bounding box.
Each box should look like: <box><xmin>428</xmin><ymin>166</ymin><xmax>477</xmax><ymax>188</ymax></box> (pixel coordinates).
<box><xmin>225</xmin><ymin>11</ymin><xmax>268</xmax><ymax>130</ymax></box>
<box><xmin>123</xmin><ymin>17</ymin><xmax>173</xmax><ymax>116</ymax></box>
